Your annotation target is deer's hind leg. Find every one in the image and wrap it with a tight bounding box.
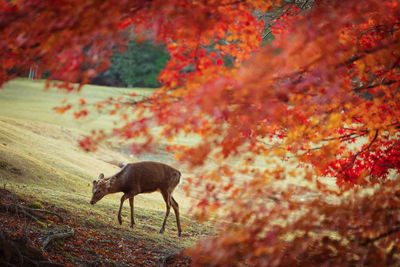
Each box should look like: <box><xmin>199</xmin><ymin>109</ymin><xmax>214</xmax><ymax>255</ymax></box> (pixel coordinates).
<box><xmin>171</xmin><ymin>196</ymin><xmax>181</xmax><ymax>236</ymax></box>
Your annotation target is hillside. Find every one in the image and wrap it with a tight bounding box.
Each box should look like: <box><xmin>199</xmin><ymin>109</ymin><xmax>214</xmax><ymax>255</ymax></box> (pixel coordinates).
<box><xmin>0</xmin><ymin>79</ymin><xmax>210</xmax><ymax>266</ymax></box>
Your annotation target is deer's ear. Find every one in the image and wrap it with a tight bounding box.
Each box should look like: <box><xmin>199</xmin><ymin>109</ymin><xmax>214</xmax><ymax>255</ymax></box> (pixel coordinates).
<box><xmin>93</xmin><ymin>180</ymin><xmax>97</xmax><ymax>185</ymax></box>
<box><xmin>98</xmin><ymin>173</ymin><xmax>104</xmax><ymax>180</ymax></box>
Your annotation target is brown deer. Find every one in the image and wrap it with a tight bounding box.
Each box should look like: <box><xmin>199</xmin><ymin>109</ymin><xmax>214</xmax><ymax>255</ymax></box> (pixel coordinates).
<box><xmin>90</xmin><ymin>161</ymin><xmax>182</xmax><ymax>236</ymax></box>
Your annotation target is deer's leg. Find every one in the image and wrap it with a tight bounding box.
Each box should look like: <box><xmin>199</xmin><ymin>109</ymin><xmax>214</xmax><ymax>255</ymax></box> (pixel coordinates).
<box><xmin>118</xmin><ymin>194</ymin><xmax>129</xmax><ymax>225</ymax></box>
<box><xmin>160</xmin><ymin>192</ymin><xmax>171</xmax><ymax>234</ymax></box>
<box><xmin>129</xmin><ymin>197</ymin><xmax>135</xmax><ymax>228</ymax></box>
<box><xmin>171</xmin><ymin>196</ymin><xmax>182</xmax><ymax>237</ymax></box>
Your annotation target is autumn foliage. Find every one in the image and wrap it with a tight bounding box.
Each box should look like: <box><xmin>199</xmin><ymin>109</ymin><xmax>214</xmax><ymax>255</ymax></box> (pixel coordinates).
<box><xmin>1</xmin><ymin>0</ymin><xmax>400</xmax><ymax>265</ymax></box>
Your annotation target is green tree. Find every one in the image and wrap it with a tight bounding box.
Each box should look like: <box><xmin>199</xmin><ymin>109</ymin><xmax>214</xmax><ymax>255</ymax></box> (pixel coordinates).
<box><xmin>102</xmin><ymin>40</ymin><xmax>168</xmax><ymax>88</ymax></box>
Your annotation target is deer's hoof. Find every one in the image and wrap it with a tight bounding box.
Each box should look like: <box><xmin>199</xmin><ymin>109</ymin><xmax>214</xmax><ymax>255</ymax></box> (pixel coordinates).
<box><xmin>130</xmin><ymin>224</ymin><xmax>136</xmax><ymax>228</ymax></box>
<box><xmin>159</xmin><ymin>229</ymin><xmax>164</xmax><ymax>234</ymax></box>
<box><xmin>118</xmin><ymin>217</ymin><xmax>122</xmax><ymax>225</ymax></box>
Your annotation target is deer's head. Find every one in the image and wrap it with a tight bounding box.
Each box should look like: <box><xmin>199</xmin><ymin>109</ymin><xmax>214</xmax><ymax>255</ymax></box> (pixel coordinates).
<box><xmin>90</xmin><ymin>173</ymin><xmax>108</xmax><ymax>205</ymax></box>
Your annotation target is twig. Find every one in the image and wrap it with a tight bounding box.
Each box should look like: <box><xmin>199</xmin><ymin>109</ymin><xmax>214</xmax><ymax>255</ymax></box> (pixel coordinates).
<box><xmin>262</xmin><ymin>31</ymin><xmax>272</xmax><ymax>40</ymax></box>
<box><xmin>19</xmin><ymin>207</ymin><xmax>43</xmax><ymax>224</ymax></box>
<box><xmin>341</xmin><ymin>130</ymin><xmax>379</xmax><ymax>172</ymax></box>
<box><xmin>28</xmin><ymin>208</ymin><xmax>64</xmax><ymax>222</ymax></box>
<box><xmin>272</xmin><ymin>40</ymin><xmax>400</xmax><ymax>86</ymax></box>
<box><xmin>301</xmin><ymin>0</ymin><xmax>311</xmax><ymax>9</ymax></box>
<box><xmin>353</xmin><ymin>80</ymin><xmax>399</xmax><ymax>93</ymax></box>
<box><xmin>0</xmin><ymin>203</ymin><xmax>64</xmax><ymax>224</ymax></box>
<box><xmin>0</xmin><ymin>203</ymin><xmax>43</xmax><ymax>223</ymax></box>
<box><xmin>361</xmin><ymin>225</ymin><xmax>400</xmax><ymax>246</ymax></box>
<box><xmin>321</xmin><ymin>131</ymin><xmax>368</xmax><ymax>142</ymax></box>
<box><xmin>14</xmin><ymin>204</ymin><xmax>48</xmax><ymax>221</ymax></box>
<box><xmin>42</xmin><ymin>228</ymin><xmax>74</xmax><ymax>250</ymax></box>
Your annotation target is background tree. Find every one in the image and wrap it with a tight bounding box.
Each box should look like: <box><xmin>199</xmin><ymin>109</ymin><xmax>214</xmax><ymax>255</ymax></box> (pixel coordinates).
<box><xmin>1</xmin><ymin>0</ymin><xmax>399</xmax><ymax>265</ymax></box>
<box><xmin>93</xmin><ymin>39</ymin><xmax>168</xmax><ymax>88</ymax></box>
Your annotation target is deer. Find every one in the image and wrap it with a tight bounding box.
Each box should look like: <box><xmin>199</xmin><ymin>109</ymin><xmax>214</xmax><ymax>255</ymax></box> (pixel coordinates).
<box><xmin>90</xmin><ymin>161</ymin><xmax>182</xmax><ymax>236</ymax></box>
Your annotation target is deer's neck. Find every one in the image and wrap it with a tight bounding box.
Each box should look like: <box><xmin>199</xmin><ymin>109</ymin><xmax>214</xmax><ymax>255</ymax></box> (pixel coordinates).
<box><xmin>103</xmin><ymin>176</ymin><xmax>120</xmax><ymax>194</ymax></box>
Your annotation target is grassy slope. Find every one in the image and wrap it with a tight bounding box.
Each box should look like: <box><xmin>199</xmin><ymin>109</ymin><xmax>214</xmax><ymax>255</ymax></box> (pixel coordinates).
<box><xmin>0</xmin><ymin>79</ymin><xmax>211</xmax><ymax>262</ymax></box>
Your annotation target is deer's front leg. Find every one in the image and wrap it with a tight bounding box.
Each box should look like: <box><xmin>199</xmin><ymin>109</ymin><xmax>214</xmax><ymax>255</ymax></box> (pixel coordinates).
<box><xmin>160</xmin><ymin>191</ymin><xmax>171</xmax><ymax>234</ymax></box>
<box><xmin>118</xmin><ymin>194</ymin><xmax>129</xmax><ymax>225</ymax></box>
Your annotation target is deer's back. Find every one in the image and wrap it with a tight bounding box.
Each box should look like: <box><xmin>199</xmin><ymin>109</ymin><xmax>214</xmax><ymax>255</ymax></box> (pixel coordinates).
<box><xmin>118</xmin><ymin>161</ymin><xmax>180</xmax><ymax>193</ymax></box>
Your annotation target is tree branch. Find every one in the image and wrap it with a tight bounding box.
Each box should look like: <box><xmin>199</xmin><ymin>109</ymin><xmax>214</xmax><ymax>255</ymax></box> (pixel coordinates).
<box><xmin>41</xmin><ymin>228</ymin><xmax>74</xmax><ymax>250</ymax></box>
<box><xmin>0</xmin><ymin>203</ymin><xmax>64</xmax><ymax>224</ymax></box>
<box><xmin>300</xmin><ymin>0</ymin><xmax>311</xmax><ymax>9</ymax></box>
<box><xmin>353</xmin><ymin>80</ymin><xmax>399</xmax><ymax>93</ymax></box>
<box><xmin>361</xmin><ymin>225</ymin><xmax>400</xmax><ymax>246</ymax></box>
<box><xmin>341</xmin><ymin>129</ymin><xmax>379</xmax><ymax>172</ymax></box>
<box><xmin>321</xmin><ymin>131</ymin><xmax>368</xmax><ymax>142</ymax></box>
<box><xmin>273</xmin><ymin>40</ymin><xmax>400</xmax><ymax>86</ymax></box>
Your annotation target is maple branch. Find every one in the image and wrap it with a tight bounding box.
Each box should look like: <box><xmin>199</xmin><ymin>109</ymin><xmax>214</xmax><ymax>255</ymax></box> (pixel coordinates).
<box><xmin>300</xmin><ymin>0</ymin><xmax>312</xmax><ymax>9</ymax></box>
<box><xmin>291</xmin><ymin>120</ymin><xmax>397</xmax><ymax>159</ymax></box>
<box><xmin>362</xmin><ymin>130</ymin><xmax>379</xmax><ymax>152</ymax></box>
<box><xmin>273</xmin><ymin>40</ymin><xmax>400</xmax><ymax>89</ymax></box>
<box><xmin>369</xmin><ymin>144</ymin><xmax>394</xmax><ymax>177</ymax></box>
<box><xmin>321</xmin><ymin>131</ymin><xmax>368</xmax><ymax>142</ymax></box>
<box><xmin>342</xmin><ymin>40</ymin><xmax>400</xmax><ymax>67</ymax></box>
<box><xmin>262</xmin><ymin>31</ymin><xmax>272</xmax><ymax>40</ymax></box>
<box><xmin>273</xmin><ymin>55</ymin><xmax>322</xmax><ymax>82</ymax></box>
<box><xmin>353</xmin><ymin>80</ymin><xmax>399</xmax><ymax>93</ymax></box>
<box><xmin>361</xmin><ymin>225</ymin><xmax>400</xmax><ymax>246</ymax></box>
<box><xmin>341</xmin><ymin>130</ymin><xmax>379</xmax><ymax>172</ymax></box>
<box><xmin>341</xmin><ymin>127</ymin><xmax>361</xmax><ymax>131</ymax></box>
<box><xmin>388</xmin><ymin>122</ymin><xmax>400</xmax><ymax>129</ymax></box>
